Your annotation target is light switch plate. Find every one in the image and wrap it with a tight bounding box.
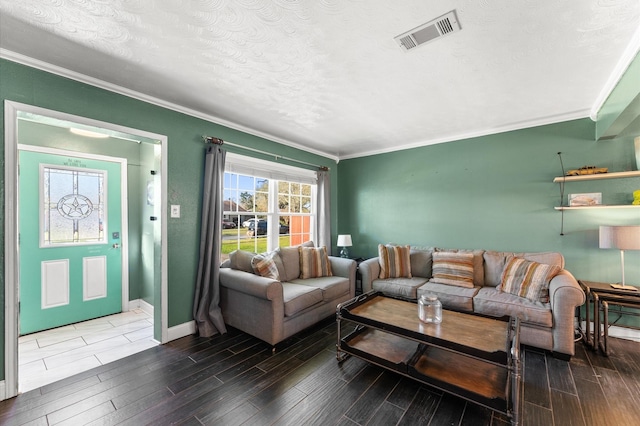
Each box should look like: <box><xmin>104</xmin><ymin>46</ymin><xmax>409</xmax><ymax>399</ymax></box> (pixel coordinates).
<box><xmin>170</xmin><ymin>205</ymin><xmax>180</xmax><ymax>218</ymax></box>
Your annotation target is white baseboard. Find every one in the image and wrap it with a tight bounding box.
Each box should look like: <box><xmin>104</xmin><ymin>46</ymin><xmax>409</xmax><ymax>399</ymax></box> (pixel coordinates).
<box><xmin>167</xmin><ymin>321</ymin><xmax>196</xmax><ymax>342</ymax></box>
<box><xmin>607</xmin><ymin>325</ymin><xmax>640</xmax><ymax>342</ymax></box>
<box><xmin>0</xmin><ymin>380</ymin><xmax>6</xmax><ymax>401</ymax></box>
<box><xmin>581</xmin><ymin>321</ymin><xmax>640</xmax><ymax>342</ymax></box>
<box><xmin>127</xmin><ymin>299</ymin><xmax>154</xmax><ymax>316</ymax></box>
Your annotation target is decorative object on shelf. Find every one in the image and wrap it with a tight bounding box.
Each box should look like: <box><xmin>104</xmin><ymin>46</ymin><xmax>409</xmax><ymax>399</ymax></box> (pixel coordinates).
<box><xmin>633</xmin><ymin>190</ymin><xmax>640</xmax><ymax>206</ymax></box>
<box><xmin>566</xmin><ymin>166</ymin><xmax>608</xmax><ymax>176</ymax></box>
<box><xmin>599</xmin><ymin>226</ymin><xmax>640</xmax><ymax>291</ymax></box>
<box><xmin>418</xmin><ymin>293</ymin><xmax>442</xmax><ymax>323</ymax></box>
<box><xmin>337</xmin><ymin>234</ymin><xmax>352</xmax><ymax>258</ymax></box>
<box><xmin>568</xmin><ymin>192</ymin><xmax>602</xmax><ymax>207</ymax></box>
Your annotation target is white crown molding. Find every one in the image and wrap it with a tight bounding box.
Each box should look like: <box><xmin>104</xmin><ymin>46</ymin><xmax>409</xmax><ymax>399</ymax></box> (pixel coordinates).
<box><xmin>0</xmin><ymin>49</ymin><xmax>608</xmax><ymax>162</ymax></box>
<box><xmin>0</xmin><ymin>49</ymin><xmax>339</xmax><ymax>162</ymax></box>
<box><xmin>341</xmin><ymin>109</ymin><xmax>592</xmax><ymax>160</ymax></box>
<box><xmin>590</xmin><ymin>25</ymin><xmax>640</xmax><ymax>121</ymax></box>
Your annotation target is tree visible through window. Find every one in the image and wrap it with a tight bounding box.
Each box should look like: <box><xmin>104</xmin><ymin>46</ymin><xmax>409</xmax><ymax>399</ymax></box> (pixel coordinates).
<box><xmin>221</xmin><ymin>171</ymin><xmax>314</xmax><ymax>262</ymax></box>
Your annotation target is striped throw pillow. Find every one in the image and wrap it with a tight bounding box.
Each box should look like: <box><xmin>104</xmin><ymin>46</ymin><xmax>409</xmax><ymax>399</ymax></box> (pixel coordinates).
<box><xmin>378</xmin><ymin>244</ymin><xmax>412</xmax><ymax>279</ymax></box>
<box><xmin>499</xmin><ymin>257</ymin><xmax>560</xmax><ymax>302</ymax></box>
<box><xmin>431</xmin><ymin>251</ymin><xmax>474</xmax><ymax>288</ymax></box>
<box><xmin>251</xmin><ymin>252</ymin><xmax>280</xmax><ymax>280</ymax></box>
<box><xmin>299</xmin><ymin>246</ymin><xmax>333</xmax><ymax>279</ymax></box>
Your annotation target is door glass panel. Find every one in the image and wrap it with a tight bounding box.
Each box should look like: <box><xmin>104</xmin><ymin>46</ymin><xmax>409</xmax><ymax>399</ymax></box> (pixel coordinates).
<box><xmin>42</xmin><ymin>166</ymin><xmax>106</xmax><ymax>246</ymax></box>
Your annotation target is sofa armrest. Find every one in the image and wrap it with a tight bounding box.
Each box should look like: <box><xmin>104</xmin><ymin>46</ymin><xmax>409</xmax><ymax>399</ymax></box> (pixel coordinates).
<box><xmin>359</xmin><ymin>257</ymin><xmax>380</xmax><ymax>293</ymax></box>
<box><xmin>219</xmin><ymin>268</ymin><xmax>282</xmax><ymax>301</ymax></box>
<box><xmin>549</xmin><ymin>269</ymin><xmax>586</xmax><ymax>356</ymax></box>
<box><xmin>329</xmin><ymin>257</ymin><xmax>357</xmax><ymax>296</ymax></box>
<box><xmin>549</xmin><ymin>269</ymin><xmax>585</xmax><ymax>310</ymax></box>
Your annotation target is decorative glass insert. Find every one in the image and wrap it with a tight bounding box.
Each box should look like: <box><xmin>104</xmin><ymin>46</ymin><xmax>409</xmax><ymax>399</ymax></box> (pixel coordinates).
<box><xmin>42</xmin><ymin>166</ymin><xmax>106</xmax><ymax>245</ymax></box>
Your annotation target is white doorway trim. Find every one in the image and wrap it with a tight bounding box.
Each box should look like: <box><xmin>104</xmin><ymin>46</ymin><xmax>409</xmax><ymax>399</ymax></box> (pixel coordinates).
<box><xmin>3</xmin><ymin>100</ymin><xmax>169</xmax><ymax>400</ymax></box>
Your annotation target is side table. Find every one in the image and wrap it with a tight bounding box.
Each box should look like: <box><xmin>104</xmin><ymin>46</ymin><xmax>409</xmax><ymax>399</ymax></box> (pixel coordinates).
<box><xmin>353</xmin><ymin>257</ymin><xmax>365</xmax><ymax>295</ymax></box>
<box><xmin>578</xmin><ymin>280</ymin><xmax>640</xmax><ymax>355</ymax></box>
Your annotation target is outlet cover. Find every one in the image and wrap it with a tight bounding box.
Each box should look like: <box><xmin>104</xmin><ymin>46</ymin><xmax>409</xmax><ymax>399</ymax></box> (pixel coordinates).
<box><xmin>170</xmin><ymin>205</ymin><xmax>180</xmax><ymax>218</ymax></box>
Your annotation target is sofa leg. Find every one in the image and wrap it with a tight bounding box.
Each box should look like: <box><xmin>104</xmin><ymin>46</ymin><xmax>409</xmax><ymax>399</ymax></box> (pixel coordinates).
<box><xmin>552</xmin><ymin>352</ymin><xmax>571</xmax><ymax>361</ymax></box>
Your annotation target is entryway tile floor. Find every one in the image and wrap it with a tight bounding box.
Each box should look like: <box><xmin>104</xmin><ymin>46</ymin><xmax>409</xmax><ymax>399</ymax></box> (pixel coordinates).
<box><xmin>18</xmin><ymin>309</ymin><xmax>158</xmax><ymax>393</ymax></box>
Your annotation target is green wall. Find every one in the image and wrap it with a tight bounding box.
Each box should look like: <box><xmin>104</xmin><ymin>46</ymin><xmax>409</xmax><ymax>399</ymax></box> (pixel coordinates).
<box><xmin>338</xmin><ymin>118</ymin><xmax>640</xmax><ymax>322</ymax></box>
<box><xmin>0</xmin><ymin>58</ymin><xmax>337</xmax><ymax>381</ymax></box>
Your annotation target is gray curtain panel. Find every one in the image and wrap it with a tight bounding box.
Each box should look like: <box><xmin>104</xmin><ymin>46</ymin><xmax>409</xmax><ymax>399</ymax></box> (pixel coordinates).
<box><xmin>193</xmin><ymin>144</ymin><xmax>228</xmax><ymax>337</ymax></box>
<box><xmin>316</xmin><ymin>169</ymin><xmax>331</xmax><ymax>253</ymax></box>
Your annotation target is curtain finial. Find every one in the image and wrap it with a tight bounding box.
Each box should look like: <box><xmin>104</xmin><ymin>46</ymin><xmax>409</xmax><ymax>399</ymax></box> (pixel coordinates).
<box><xmin>204</xmin><ymin>136</ymin><xmax>224</xmax><ymax>145</ymax></box>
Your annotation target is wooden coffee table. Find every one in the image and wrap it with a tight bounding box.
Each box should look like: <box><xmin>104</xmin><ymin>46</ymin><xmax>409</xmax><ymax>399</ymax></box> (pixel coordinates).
<box><xmin>336</xmin><ymin>291</ymin><xmax>521</xmax><ymax>425</ymax></box>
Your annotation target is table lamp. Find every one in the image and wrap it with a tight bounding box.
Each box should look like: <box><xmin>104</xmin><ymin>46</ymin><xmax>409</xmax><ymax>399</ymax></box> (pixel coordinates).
<box><xmin>337</xmin><ymin>234</ymin><xmax>352</xmax><ymax>258</ymax></box>
<box><xmin>599</xmin><ymin>225</ymin><xmax>640</xmax><ymax>290</ymax></box>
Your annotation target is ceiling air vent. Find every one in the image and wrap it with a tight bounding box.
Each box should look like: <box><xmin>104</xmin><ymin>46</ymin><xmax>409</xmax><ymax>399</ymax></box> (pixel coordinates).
<box><xmin>394</xmin><ymin>10</ymin><xmax>461</xmax><ymax>52</ymax></box>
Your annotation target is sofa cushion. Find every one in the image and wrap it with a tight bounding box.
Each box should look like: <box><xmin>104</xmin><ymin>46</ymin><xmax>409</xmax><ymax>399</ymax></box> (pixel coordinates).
<box><xmin>417</xmin><ymin>282</ymin><xmax>479</xmax><ymax>312</ymax></box>
<box><xmin>279</xmin><ymin>241</ymin><xmax>315</xmax><ymax>282</ymax></box>
<box><xmin>229</xmin><ymin>250</ymin><xmax>256</xmax><ymax>274</ymax></box>
<box><xmin>251</xmin><ymin>252</ymin><xmax>280</xmax><ymax>280</ymax></box>
<box><xmin>430</xmin><ymin>251</ymin><xmax>474</xmax><ymax>288</ymax></box>
<box><xmin>299</xmin><ymin>246</ymin><xmax>333</xmax><ymax>279</ymax></box>
<box><xmin>282</xmin><ymin>283</ymin><xmax>324</xmax><ymax>317</ymax></box>
<box><xmin>435</xmin><ymin>248</ymin><xmax>485</xmax><ymax>286</ymax></box>
<box><xmin>500</xmin><ymin>257</ymin><xmax>560</xmax><ymax>303</ymax></box>
<box><xmin>484</xmin><ymin>251</ymin><xmax>564</xmax><ymax>287</ymax></box>
<box><xmin>516</xmin><ymin>252</ymin><xmax>564</xmax><ymax>269</ymax></box>
<box><xmin>290</xmin><ymin>276</ymin><xmax>350</xmax><ymax>302</ymax></box>
<box><xmin>473</xmin><ymin>287</ymin><xmax>552</xmax><ymax>327</ymax></box>
<box><xmin>483</xmin><ymin>251</ymin><xmax>512</xmax><ymax>288</ymax></box>
<box><xmin>373</xmin><ymin>277</ymin><xmax>428</xmax><ymax>300</ymax></box>
<box><xmin>378</xmin><ymin>244</ymin><xmax>412</xmax><ymax>279</ymax></box>
<box><xmin>410</xmin><ymin>248</ymin><xmax>433</xmax><ymax>278</ymax></box>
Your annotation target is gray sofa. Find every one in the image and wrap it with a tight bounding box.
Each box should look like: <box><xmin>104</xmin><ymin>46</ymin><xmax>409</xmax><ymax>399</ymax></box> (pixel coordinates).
<box><xmin>359</xmin><ymin>247</ymin><xmax>585</xmax><ymax>358</ymax></box>
<box><xmin>219</xmin><ymin>243</ymin><xmax>357</xmax><ymax>346</ymax></box>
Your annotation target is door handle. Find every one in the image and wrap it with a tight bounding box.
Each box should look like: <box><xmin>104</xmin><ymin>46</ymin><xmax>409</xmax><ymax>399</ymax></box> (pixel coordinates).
<box><xmin>112</xmin><ymin>243</ymin><xmax>120</xmax><ymax>249</ymax></box>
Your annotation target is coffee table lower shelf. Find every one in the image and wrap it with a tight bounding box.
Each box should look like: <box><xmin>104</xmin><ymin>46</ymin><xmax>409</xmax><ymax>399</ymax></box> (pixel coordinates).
<box><xmin>338</xmin><ymin>326</ymin><xmax>511</xmax><ymax>414</ymax></box>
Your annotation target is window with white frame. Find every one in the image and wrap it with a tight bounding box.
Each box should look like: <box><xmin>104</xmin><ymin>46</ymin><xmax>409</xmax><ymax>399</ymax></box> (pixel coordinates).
<box><xmin>221</xmin><ymin>153</ymin><xmax>317</xmax><ymax>261</ymax></box>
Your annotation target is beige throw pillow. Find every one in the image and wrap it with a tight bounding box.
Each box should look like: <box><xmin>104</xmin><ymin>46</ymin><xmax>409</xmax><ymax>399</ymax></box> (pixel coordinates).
<box><xmin>299</xmin><ymin>246</ymin><xmax>333</xmax><ymax>279</ymax></box>
<box><xmin>251</xmin><ymin>252</ymin><xmax>280</xmax><ymax>280</ymax></box>
<box><xmin>378</xmin><ymin>244</ymin><xmax>412</xmax><ymax>279</ymax></box>
<box><xmin>430</xmin><ymin>251</ymin><xmax>474</xmax><ymax>288</ymax></box>
<box><xmin>499</xmin><ymin>257</ymin><xmax>560</xmax><ymax>303</ymax></box>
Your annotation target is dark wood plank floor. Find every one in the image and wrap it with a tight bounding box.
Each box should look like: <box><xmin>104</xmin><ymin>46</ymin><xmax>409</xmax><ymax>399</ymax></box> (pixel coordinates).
<box><xmin>1</xmin><ymin>318</ymin><xmax>639</xmax><ymax>426</ymax></box>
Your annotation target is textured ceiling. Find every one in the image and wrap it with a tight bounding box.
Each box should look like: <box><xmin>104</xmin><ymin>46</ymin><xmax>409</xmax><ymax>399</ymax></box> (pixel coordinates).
<box><xmin>1</xmin><ymin>0</ymin><xmax>639</xmax><ymax>160</ymax></box>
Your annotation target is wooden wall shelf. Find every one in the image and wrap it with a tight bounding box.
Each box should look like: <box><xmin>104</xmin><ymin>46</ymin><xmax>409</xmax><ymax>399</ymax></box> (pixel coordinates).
<box><xmin>553</xmin><ymin>170</ymin><xmax>640</xmax><ymax>183</ymax></box>
<box><xmin>555</xmin><ymin>205</ymin><xmax>640</xmax><ymax>210</ymax></box>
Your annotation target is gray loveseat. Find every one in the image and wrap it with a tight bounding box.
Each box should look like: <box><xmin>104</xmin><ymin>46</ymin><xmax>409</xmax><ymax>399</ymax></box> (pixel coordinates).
<box><xmin>219</xmin><ymin>242</ymin><xmax>357</xmax><ymax>346</ymax></box>
<box><xmin>359</xmin><ymin>247</ymin><xmax>585</xmax><ymax>358</ymax></box>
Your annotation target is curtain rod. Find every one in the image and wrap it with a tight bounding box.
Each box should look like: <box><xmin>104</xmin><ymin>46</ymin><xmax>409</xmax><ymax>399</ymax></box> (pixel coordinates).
<box><xmin>203</xmin><ymin>136</ymin><xmax>329</xmax><ymax>171</ymax></box>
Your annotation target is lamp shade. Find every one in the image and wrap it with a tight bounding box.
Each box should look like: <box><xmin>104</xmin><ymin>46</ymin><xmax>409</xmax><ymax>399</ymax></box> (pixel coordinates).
<box><xmin>599</xmin><ymin>226</ymin><xmax>640</xmax><ymax>250</ymax></box>
<box><xmin>337</xmin><ymin>234</ymin><xmax>352</xmax><ymax>247</ymax></box>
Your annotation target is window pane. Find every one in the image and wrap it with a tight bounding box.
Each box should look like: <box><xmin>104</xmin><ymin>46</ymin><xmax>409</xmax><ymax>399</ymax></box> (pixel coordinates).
<box><xmin>282</xmin><ymin>215</ymin><xmax>311</xmax><ymax>246</ymax></box>
<box><xmin>255</xmin><ymin>178</ymin><xmax>268</xmax><ymax>192</ymax></box>
<box><xmin>301</xmin><ymin>196</ymin><xmax>311</xmax><ymax>213</ymax></box>
<box><xmin>278</xmin><ymin>181</ymin><xmax>289</xmax><ymax>194</ymax></box>
<box><xmin>43</xmin><ymin>166</ymin><xmax>105</xmax><ymax>245</ymax></box>
<box><xmin>222</xmin><ymin>169</ymin><xmax>315</xmax><ymax>263</ymax></box>
<box><xmin>278</xmin><ymin>193</ymin><xmax>289</xmax><ymax>213</ymax></box>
